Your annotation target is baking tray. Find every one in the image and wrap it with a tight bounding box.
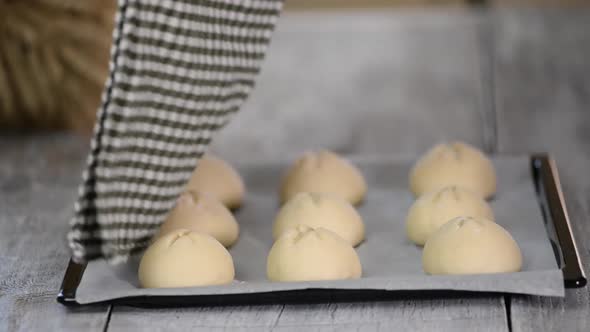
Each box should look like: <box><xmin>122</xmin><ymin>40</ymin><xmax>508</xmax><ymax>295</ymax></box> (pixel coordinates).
<box><xmin>57</xmin><ymin>154</ymin><xmax>586</xmax><ymax>307</ymax></box>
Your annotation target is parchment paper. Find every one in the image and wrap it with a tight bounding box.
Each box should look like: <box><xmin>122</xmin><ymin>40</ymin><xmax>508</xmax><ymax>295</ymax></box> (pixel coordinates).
<box><xmin>75</xmin><ymin>156</ymin><xmax>564</xmax><ymax>304</ymax></box>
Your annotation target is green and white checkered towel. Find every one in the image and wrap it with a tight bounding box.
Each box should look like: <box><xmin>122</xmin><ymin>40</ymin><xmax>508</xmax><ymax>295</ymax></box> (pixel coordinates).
<box><xmin>68</xmin><ymin>0</ymin><xmax>283</xmax><ymax>263</ymax></box>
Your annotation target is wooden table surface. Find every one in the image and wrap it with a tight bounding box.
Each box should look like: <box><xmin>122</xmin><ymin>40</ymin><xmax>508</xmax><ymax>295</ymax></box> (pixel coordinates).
<box><xmin>0</xmin><ymin>9</ymin><xmax>588</xmax><ymax>332</ymax></box>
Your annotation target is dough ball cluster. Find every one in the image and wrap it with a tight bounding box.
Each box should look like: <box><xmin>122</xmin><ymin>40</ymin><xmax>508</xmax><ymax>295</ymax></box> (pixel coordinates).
<box><xmin>267</xmin><ymin>225</ymin><xmax>362</xmax><ymax>282</ymax></box>
<box><xmin>138</xmin><ymin>151</ymin><xmax>367</xmax><ymax>288</ymax></box>
<box><xmin>138</xmin><ymin>230</ymin><xmax>235</xmax><ymax>288</ymax></box>
<box><xmin>280</xmin><ymin>150</ymin><xmax>367</xmax><ymax>205</ymax></box>
<box><xmin>139</xmin><ymin>155</ymin><xmax>243</xmax><ymax>288</ymax></box>
<box><xmin>139</xmin><ymin>151</ymin><xmax>367</xmax><ymax>288</ymax></box>
<box><xmin>137</xmin><ymin>143</ymin><xmax>523</xmax><ymax>289</ymax></box>
<box><xmin>187</xmin><ymin>155</ymin><xmax>245</xmax><ymax>209</ymax></box>
<box><xmin>422</xmin><ymin>216</ymin><xmax>522</xmax><ymax>275</ymax></box>
<box><xmin>409</xmin><ymin>142</ymin><xmax>497</xmax><ymax>199</ymax></box>
<box><xmin>268</xmin><ymin>151</ymin><xmax>367</xmax><ymax>282</ymax></box>
<box><xmin>409</xmin><ymin>142</ymin><xmax>522</xmax><ymax>275</ymax></box>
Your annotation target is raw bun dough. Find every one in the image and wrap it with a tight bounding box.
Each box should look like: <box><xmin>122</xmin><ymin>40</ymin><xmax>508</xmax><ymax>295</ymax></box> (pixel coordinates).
<box><xmin>273</xmin><ymin>192</ymin><xmax>365</xmax><ymax>246</ymax></box>
<box><xmin>409</xmin><ymin>142</ymin><xmax>497</xmax><ymax>199</ymax></box>
<box><xmin>138</xmin><ymin>230</ymin><xmax>235</xmax><ymax>288</ymax></box>
<box><xmin>406</xmin><ymin>186</ymin><xmax>494</xmax><ymax>246</ymax></box>
<box><xmin>187</xmin><ymin>155</ymin><xmax>245</xmax><ymax>209</ymax></box>
<box><xmin>280</xmin><ymin>150</ymin><xmax>367</xmax><ymax>205</ymax></box>
<box><xmin>422</xmin><ymin>216</ymin><xmax>522</xmax><ymax>275</ymax></box>
<box><xmin>157</xmin><ymin>191</ymin><xmax>239</xmax><ymax>247</ymax></box>
<box><xmin>267</xmin><ymin>225</ymin><xmax>362</xmax><ymax>282</ymax></box>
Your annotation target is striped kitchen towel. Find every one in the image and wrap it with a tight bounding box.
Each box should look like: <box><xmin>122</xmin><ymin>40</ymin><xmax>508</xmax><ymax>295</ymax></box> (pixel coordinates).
<box><xmin>68</xmin><ymin>0</ymin><xmax>283</xmax><ymax>263</ymax></box>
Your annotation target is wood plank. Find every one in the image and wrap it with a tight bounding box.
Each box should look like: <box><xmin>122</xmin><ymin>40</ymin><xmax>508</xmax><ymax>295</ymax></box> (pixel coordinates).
<box><xmin>109</xmin><ymin>298</ymin><xmax>508</xmax><ymax>331</ymax></box>
<box><xmin>0</xmin><ymin>294</ymin><xmax>111</xmax><ymax>332</ymax></box>
<box><xmin>210</xmin><ymin>11</ymin><xmax>493</xmax><ymax>161</ymax></box>
<box><xmin>110</xmin><ymin>11</ymin><xmax>508</xmax><ymax>332</ymax></box>
<box><xmin>492</xmin><ymin>10</ymin><xmax>590</xmax><ymax>331</ymax></box>
<box><xmin>0</xmin><ymin>134</ymin><xmax>86</xmax><ymax>296</ymax></box>
<box><xmin>0</xmin><ymin>134</ymin><xmax>109</xmax><ymax>331</ymax></box>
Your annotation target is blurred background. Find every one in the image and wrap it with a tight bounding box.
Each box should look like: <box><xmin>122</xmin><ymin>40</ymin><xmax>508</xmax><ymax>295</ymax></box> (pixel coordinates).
<box><xmin>0</xmin><ymin>0</ymin><xmax>587</xmax><ymax>134</ymax></box>
<box><xmin>1</xmin><ymin>2</ymin><xmax>589</xmax><ymax>329</ymax></box>
<box><xmin>0</xmin><ymin>0</ymin><xmax>116</xmax><ymax>133</ymax></box>
<box><xmin>286</xmin><ymin>0</ymin><xmax>589</xmax><ymax>9</ymax></box>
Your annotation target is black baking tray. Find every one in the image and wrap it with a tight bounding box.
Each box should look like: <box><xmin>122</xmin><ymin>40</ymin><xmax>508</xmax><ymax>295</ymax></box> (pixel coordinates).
<box><xmin>57</xmin><ymin>154</ymin><xmax>586</xmax><ymax>307</ymax></box>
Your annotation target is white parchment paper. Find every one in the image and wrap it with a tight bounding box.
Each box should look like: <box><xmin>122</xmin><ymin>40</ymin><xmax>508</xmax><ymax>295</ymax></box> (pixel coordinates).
<box><xmin>75</xmin><ymin>156</ymin><xmax>564</xmax><ymax>304</ymax></box>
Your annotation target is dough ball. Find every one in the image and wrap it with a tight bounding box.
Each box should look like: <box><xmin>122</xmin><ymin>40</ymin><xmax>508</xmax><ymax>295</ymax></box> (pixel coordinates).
<box><xmin>280</xmin><ymin>150</ymin><xmax>367</xmax><ymax>205</ymax></box>
<box><xmin>409</xmin><ymin>142</ymin><xmax>497</xmax><ymax>199</ymax></box>
<box><xmin>157</xmin><ymin>191</ymin><xmax>239</xmax><ymax>247</ymax></box>
<box><xmin>267</xmin><ymin>225</ymin><xmax>362</xmax><ymax>282</ymax></box>
<box><xmin>422</xmin><ymin>216</ymin><xmax>522</xmax><ymax>275</ymax></box>
<box><xmin>273</xmin><ymin>192</ymin><xmax>365</xmax><ymax>246</ymax></box>
<box><xmin>406</xmin><ymin>186</ymin><xmax>494</xmax><ymax>246</ymax></box>
<box><xmin>138</xmin><ymin>230</ymin><xmax>235</xmax><ymax>288</ymax></box>
<box><xmin>187</xmin><ymin>155</ymin><xmax>245</xmax><ymax>209</ymax></box>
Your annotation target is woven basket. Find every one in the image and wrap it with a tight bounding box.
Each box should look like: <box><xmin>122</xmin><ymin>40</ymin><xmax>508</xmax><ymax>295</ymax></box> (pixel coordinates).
<box><xmin>0</xmin><ymin>0</ymin><xmax>115</xmax><ymax>132</ymax></box>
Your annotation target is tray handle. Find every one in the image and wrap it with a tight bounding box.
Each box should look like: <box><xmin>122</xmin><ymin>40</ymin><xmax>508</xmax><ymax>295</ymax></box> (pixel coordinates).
<box><xmin>57</xmin><ymin>259</ymin><xmax>86</xmax><ymax>306</ymax></box>
<box><xmin>532</xmin><ymin>154</ymin><xmax>587</xmax><ymax>288</ymax></box>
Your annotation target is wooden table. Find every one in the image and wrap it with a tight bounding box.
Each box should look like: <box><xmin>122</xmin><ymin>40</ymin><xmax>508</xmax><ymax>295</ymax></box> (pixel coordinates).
<box><xmin>1</xmin><ymin>9</ymin><xmax>588</xmax><ymax>332</ymax></box>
